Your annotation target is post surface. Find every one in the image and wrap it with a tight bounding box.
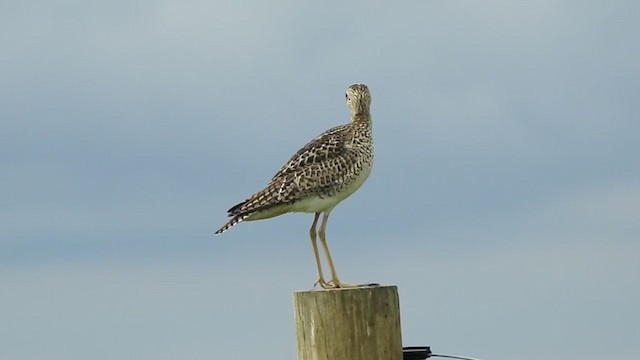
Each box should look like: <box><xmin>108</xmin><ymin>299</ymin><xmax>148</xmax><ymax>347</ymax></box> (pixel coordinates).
<box><xmin>293</xmin><ymin>285</ymin><xmax>402</xmax><ymax>360</ymax></box>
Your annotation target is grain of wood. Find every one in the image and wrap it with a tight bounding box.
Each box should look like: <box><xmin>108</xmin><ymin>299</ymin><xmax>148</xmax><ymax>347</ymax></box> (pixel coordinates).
<box><xmin>293</xmin><ymin>285</ymin><xmax>402</xmax><ymax>360</ymax></box>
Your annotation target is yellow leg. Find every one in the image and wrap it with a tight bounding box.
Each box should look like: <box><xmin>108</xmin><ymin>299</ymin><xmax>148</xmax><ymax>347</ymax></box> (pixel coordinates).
<box><xmin>318</xmin><ymin>210</ymin><xmax>358</xmax><ymax>289</ymax></box>
<box><xmin>309</xmin><ymin>212</ymin><xmax>329</xmax><ymax>288</ymax></box>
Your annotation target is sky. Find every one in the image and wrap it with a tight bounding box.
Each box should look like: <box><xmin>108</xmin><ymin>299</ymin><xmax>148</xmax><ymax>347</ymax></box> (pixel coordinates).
<box><xmin>1</xmin><ymin>1</ymin><xmax>639</xmax><ymax>359</ymax></box>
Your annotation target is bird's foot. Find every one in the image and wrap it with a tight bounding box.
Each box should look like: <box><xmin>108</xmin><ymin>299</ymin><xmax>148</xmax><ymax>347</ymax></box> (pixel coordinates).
<box><xmin>313</xmin><ymin>278</ymin><xmax>347</xmax><ymax>289</ymax></box>
<box><xmin>314</xmin><ymin>277</ymin><xmax>331</xmax><ymax>289</ymax></box>
<box><xmin>325</xmin><ymin>279</ymin><xmax>369</xmax><ymax>289</ymax></box>
<box><xmin>315</xmin><ymin>278</ymin><xmax>378</xmax><ymax>289</ymax></box>
<box><xmin>329</xmin><ymin>280</ymin><xmax>357</xmax><ymax>288</ymax></box>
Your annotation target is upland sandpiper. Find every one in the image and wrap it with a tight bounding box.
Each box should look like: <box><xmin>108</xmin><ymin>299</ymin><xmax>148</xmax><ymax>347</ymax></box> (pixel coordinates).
<box><xmin>215</xmin><ymin>84</ymin><xmax>373</xmax><ymax>289</ymax></box>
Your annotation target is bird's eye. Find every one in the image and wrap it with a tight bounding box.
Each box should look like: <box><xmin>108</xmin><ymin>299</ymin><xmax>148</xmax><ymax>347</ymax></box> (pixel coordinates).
<box><xmin>345</xmin><ymin>93</ymin><xmax>349</xmax><ymax>100</ymax></box>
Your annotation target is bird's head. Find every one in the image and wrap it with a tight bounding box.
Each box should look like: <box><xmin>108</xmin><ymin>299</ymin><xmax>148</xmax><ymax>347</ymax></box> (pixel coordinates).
<box><xmin>345</xmin><ymin>83</ymin><xmax>371</xmax><ymax>118</ymax></box>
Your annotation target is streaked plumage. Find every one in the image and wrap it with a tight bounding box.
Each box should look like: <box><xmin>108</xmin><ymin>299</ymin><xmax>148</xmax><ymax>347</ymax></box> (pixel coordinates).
<box><xmin>215</xmin><ymin>84</ymin><xmax>373</xmax><ymax>289</ymax></box>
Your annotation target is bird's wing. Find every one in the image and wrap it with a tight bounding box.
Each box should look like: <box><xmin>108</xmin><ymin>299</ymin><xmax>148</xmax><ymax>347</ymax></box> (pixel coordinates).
<box><xmin>271</xmin><ymin>124</ymin><xmax>349</xmax><ymax>180</ymax></box>
<box><xmin>226</xmin><ymin>124</ymin><xmax>351</xmax><ymax>216</ymax></box>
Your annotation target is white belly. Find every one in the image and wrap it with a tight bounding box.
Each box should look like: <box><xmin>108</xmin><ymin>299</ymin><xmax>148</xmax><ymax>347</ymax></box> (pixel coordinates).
<box><xmin>247</xmin><ymin>162</ymin><xmax>372</xmax><ymax>220</ymax></box>
<box><xmin>294</xmin><ymin>161</ymin><xmax>372</xmax><ymax>212</ymax></box>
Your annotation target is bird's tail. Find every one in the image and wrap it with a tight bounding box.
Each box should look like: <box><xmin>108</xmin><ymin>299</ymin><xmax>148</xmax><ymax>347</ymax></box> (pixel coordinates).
<box><xmin>214</xmin><ymin>213</ymin><xmax>251</xmax><ymax>235</ymax></box>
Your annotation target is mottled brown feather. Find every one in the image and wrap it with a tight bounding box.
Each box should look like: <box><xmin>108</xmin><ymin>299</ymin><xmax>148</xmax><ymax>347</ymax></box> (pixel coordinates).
<box><xmin>215</xmin><ymin>84</ymin><xmax>373</xmax><ymax>235</ymax></box>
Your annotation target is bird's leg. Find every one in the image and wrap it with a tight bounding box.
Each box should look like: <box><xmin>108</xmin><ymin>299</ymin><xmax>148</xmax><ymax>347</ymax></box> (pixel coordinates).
<box><xmin>318</xmin><ymin>210</ymin><xmax>359</xmax><ymax>289</ymax></box>
<box><xmin>309</xmin><ymin>212</ymin><xmax>329</xmax><ymax>288</ymax></box>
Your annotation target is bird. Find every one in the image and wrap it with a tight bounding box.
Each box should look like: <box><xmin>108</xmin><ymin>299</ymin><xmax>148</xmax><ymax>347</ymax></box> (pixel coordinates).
<box><xmin>215</xmin><ymin>84</ymin><xmax>374</xmax><ymax>289</ymax></box>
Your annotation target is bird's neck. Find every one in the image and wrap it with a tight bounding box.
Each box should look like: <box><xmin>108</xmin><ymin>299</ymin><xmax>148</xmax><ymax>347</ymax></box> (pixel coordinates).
<box><xmin>351</xmin><ymin>113</ymin><xmax>371</xmax><ymax>124</ymax></box>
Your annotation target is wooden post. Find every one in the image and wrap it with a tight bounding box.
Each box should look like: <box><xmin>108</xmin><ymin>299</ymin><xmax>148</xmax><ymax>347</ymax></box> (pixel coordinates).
<box><xmin>292</xmin><ymin>285</ymin><xmax>402</xmax><ymax>360</ymax></box>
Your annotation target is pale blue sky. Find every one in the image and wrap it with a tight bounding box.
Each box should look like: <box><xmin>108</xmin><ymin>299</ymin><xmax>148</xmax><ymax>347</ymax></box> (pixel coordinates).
<box><xmin>1</xmin><ymin>1</ymin><xmax>639</xmax><ymax>359</ymax></box>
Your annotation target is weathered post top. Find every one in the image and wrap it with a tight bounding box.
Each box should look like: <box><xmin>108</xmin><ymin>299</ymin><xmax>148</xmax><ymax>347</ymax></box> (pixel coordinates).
<box><xmin>293</xmin><ymin>285</ymin><xmax>402</xmax><ymax>360</ymax></box>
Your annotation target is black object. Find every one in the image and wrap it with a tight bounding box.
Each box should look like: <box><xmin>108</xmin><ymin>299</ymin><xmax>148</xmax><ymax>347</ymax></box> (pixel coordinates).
<box><xmin>403</xmin><ymin>346</ymin><xmax>431</xmax><ymax>360</ymax></box>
